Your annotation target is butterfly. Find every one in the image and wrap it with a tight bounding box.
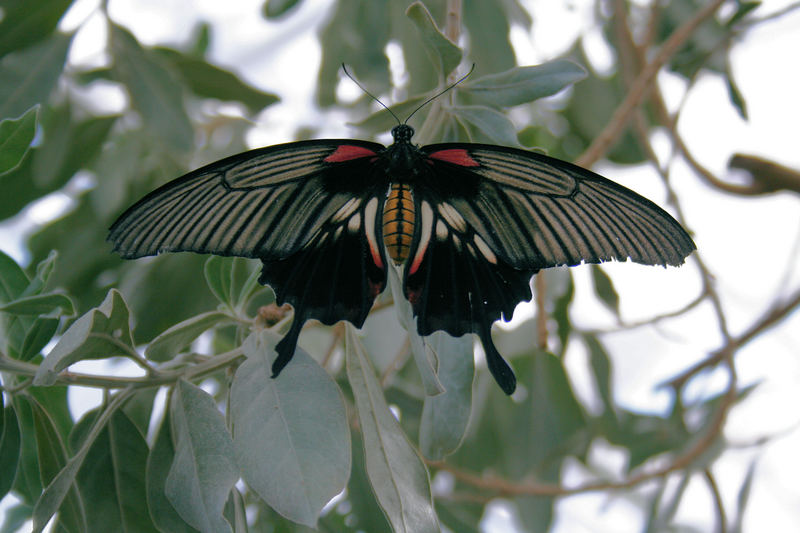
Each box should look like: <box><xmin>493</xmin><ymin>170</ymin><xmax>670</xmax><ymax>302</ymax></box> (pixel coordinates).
<box><xmin>108</xmin><ymin>120</ymin><xmax>695</xmax><ymax>395</ymax></box>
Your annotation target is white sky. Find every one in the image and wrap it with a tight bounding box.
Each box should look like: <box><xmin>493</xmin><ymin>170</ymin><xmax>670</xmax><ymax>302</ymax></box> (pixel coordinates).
<box><xmin>2</xmin><ymin>0</ymin><xmax>799</xmax><ymax>532</ymax></box>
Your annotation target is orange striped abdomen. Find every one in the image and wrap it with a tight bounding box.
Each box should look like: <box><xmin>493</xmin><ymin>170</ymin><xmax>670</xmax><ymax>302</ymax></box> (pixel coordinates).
<box><xmin>383</xmin><ymin>183</ymin><xmax>415</xmax><ymax>264</ymax></box>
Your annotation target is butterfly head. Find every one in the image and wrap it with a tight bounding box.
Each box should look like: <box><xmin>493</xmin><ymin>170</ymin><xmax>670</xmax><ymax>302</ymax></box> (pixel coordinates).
<box><xmin>391</xmin><ymin>124</ymin><xmax>415</xmax><ymax>144</ymax></box>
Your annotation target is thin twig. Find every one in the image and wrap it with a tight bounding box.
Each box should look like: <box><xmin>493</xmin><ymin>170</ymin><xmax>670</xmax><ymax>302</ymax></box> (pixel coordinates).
<box><xmin>0</xmin><ymin>347</ymin><xmax>246</xmax><ymax>390</ymax></box>
<box><xmin>429</xmin><ymin>347</ymin><xmax>736</xmax><ymax>497</ymax></box>
<box><xmin>704</xmin><ymin>468</ymin><xmax>728</xmax><ymax>533</ymax></box>
<box><xmin>665</xmin><ymin>286</ymin><xmax>800</xmax><ymax>389</ymax></box>
<box><xmin>576</xmin><ymin>0</ymin><xmax>726</xmax><ymax>168</ymax></box>
<box><xmin>534</xmin><ymin>273</ymin><xmax>548</xmax><ymax>350</ymax></box>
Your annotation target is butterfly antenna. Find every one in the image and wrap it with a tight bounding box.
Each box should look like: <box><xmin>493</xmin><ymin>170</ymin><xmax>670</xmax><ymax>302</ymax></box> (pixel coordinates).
<box><xmin>342</xmin><ymin>64</ymin><xmax>402</xmax><ymax>126</ymax></box>
<box><xmin>404</xmin><ymin>64</ymin><xmax>475</xmax><ymax>124</ymax></box>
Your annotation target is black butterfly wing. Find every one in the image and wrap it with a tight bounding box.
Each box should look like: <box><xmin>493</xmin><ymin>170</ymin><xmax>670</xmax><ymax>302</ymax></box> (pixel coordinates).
<box><xmin>108</xmin><ymin>140</ymin><xmax>390</xmax><ymax>375</ymax></box>
<box><xmin>405</xmin><ymin>144</ymin><xmax>696</xmax><ymax>394</ymax></box>
<box><xmin>420</xmin><ymin>144</ymin><xmax>696</xmax><ymax>270</ymax></box>
<box><xmin>402</xmin><ymin>191</ymin><xmax>532</xmax><ymax>394</ymax></box>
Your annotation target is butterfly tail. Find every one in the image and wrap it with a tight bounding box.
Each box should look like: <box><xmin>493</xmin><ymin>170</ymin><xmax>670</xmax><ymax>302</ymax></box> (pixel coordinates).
<box><xmin>477</xmin><ymin>323</ymin><xmax>517</xmax><ymax>395</ymax></box>
<box><xmin>272</xmin><ymin>313</ymin><xmax>304</xmax><ymax>378</ymax></box>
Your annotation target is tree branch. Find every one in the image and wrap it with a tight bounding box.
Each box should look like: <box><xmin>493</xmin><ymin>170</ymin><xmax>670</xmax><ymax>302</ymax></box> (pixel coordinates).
<box><xmin>576</xmin><ymin>0</ymin><xmax>726</xmax><ymax>168</ymax></box>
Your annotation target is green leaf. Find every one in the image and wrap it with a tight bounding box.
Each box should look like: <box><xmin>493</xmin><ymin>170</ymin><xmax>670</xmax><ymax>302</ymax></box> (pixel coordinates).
<box><xmin>28</xmin><ymin>396</ymin><xmax>87</xmax><ymax>533</ymax></box>
<box><xmin>166</xmin><ymin>380</ymin><xmax>238</xmax><ymax>533</ymax></box>
<box><xmin>262</xmin><ymin>0</ymin><xmax>302</xmax><ymax>18</ymax></box>
<box><xmin>0</xmin><ymin>32</ymin><xmax>72</xmax><ymax>121</ymax></box>
<box><xmin>725</xmin><ymin>59</ymin><xmax>748</xmax><ymax>120</ymax></box>
<box><xmin>231</xmin><ymin>330</ymin><xmax>350</xmax><ymax>527</ymax></box>
<box><xmin>462</xmin><ymin>0</ymin><xmax>517</xmax><ymax>77</ymax></box>
<box><xmin>387</xmin><ymin>264</ymin><xmax>444</xmax><ymax>395</ymax></box>
<box><xmin>10</xmin><ymin>396</ymin><xmax>44</xmax><ymax>504</ymax></box>
<box><xmin>27</xmin><ymin>250</ymin><xmax>58</xmax><ymax>296</ymax></box>
<box><xmin>19</xmin><ymin>318</ymin><xmax>59</xmax><ymax>361</ymax></box>
<box><xmin>551</xmin><ymin>270</ymin><xmax>574</xmax><ymax>354</ymax></box>
<box><xmin>590</xmin><ymin>265</ymin><xmax>620</xmax><ymax>316</ymax></box>
<box><xmin>146</xmin><ymin>411</ymin><xmax>198</xmax><ymax>533</ymax></box>
<box><xmin>406</xmin><ymin>2</ymin><xmax>462</xmax><ymax>78</ymax></box>
<box><xmin>69</xmin><ymin>409</ymin><xmax>157</xmax><ymax>531</ymax></box>
<box><xmin>419</xmin><ymin>332</ymin><xmax>474</xmax><ymax>460</ymax></box>
<box><xmin>583</xmin><ymin>334</ymin><xmax>617</xmax><ymax>425</ymax></box>
<box><xmin>0</xmin><ymin>292</ymin><xmax>74</xmax><ymax>316</ymax></box>
<box><xmin>204</xmin><ymin>256</ymin><xmax>235</xmax><ymax>307</ymax></box>
<box><xmin>31</xmin><ymin>104</ymin><xmax>119</xmax><ymax>189</ymax></box>
<box><xmin>345</xmin><ymin>326</ymin><xmax>440</xmax><ymax>533</ymax></box>
<box><xmin>222</xmin><ymin>489</ymin><xmax>247</xmax><ymax>533</ymax></box>
<box><xmin>563</xmin><ymin>46</ymin><xmax>647</xmax><ymax>164</ymax></box>
<box><xmin>0</xmin><ymin>502</ymin><xmax>33</xmax><ymax>533</ymax></box>
<box><xmin>0</xmin><ymin>249</ymin><xmax>30</xmax><ymax>356</ymax></box>
<box><xmin>154</xmin><ymin>47</ymin><xmax>279</xmax><ymax>114</ymax></box>
<box><xmin>731</xmin><ymin>460</ymin><xmax>758</xmax><ymax>533</ymax></box>
<box><xmin>1</xmin><ymin>401</ymin><xmax>22</xmax><ymax>499</ymax></box>
<box><xmin>450</xmin><ymin>105</ymin><xmax>520</xmax><ymax>146</ymax></box>
<box><xmin>116</xmin><ymin>253</ymin><xmax>220</xmax><ymax>344</ymax></box>
<box><xmin>657</xmin><ymin>0</ymin><xmax>730</xmax><ymax>79</ymax></box>
<box><xmin>350</xmin><ymin>95</ymin><xmax>428</xmax><ymax>135</ymax></box>
<box><xmin>0</xmin><ymin>249</ymin><xmax>29</xmax><ymax>300</ymax></box>
<box><xmin>435</xmin><ymin>499</ymin><xmax>482</xmax><ymax>533</ymax></box>
<box><xmin>120</xmin><ymin>388</ymin><xmax>158</xmax><ymax>438</ymax></box>
<box><xmin>315</xmin><ymin>1</ymin><xmax>391</xmax><ymax>107</ymax></box>
<box><xmin>526</xmin><ymin>351</ymin><xmax>588</xmax><ymax>465</ymax></box>
<box><xmin>727</xmin><ymin>1</ymin><xmax>761</xmax><ymax>27</ymax></box>
<box><xmin>34</xmin><ymin>289</ymin><xmax>134</xmax><ymax>386</ymax></box>
<box><xmin>110</xmin><ymin>24</ymin><xmax>194</xmax><ymax>152</ymax></box>
<box><xmin>146</xmin><ymin>311</ymin><xmax>230</xmax><ymax>362</ymax></box>
<box><xmin>460</xmin><ymin>60</ymin><xmax>586</xmax><ymax>108</ymax></box>
<box><xmin>0</xmin><ymin>105</ymin><xmax>38</xmax><ymax>174</ymax></box>
<box><xmin>0</xmin><ymin>110</ymin><xmax>117</xmax><ymax>219</ymax></box>
<box><xmin>344</xmin><ymin>429</ymin><xmax>393</xmax><ymax>532</ymax></box>
<box><xmin>0</xmin><ymin>0</ymin><xmax>72</xmax><ymax>60</ymax></box>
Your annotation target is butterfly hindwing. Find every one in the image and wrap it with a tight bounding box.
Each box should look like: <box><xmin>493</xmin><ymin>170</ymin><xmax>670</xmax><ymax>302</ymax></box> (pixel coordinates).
<box><xmin>108</xmin><ymin>140</ymin><xmax>390</xmax><ymax>376</ymax></box>
<box><xmin>403</xmin><ymin>144</ymin><xmax>696</xmax><ymax>393</ymax></box>
<box><xmin>403</xmin><ymin>191</ymin><xmax>532</xmax><ymax>394</ymax></box>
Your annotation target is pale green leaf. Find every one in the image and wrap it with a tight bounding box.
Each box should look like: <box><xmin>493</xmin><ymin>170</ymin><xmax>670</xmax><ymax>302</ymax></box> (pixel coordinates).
<box><xmin>0</xmin><ymin>33</ymin><xmax>72</xmax><ymax>120</ymax></box>
<box><xmin>0</xmin><ymin>292</ymin><xmax>74</xmax><ymax>317</ymax></box>
<box><xmin>145</xmin><ymin>311</ymin><xmax>230</xmax><ymax>362</ymax></box>
<box><xmin>419</xmin><ymin>332</ymin><xmax>474</xmax><ymax>460</ymax></box>
<box><xmin>146</xmin><ymin>411</ymin><xmax>198</xmax><ymax>533</ymax></box>
<box><xmin>345</xmin><ymin>326</ymin><xmax>439</xmax><ymax>533</ymax></box>
<box><xmin>387</xmin><ymin>265</ymin><xmax>444</xmax><ymax>395</ymax></box>
<box><xmin>231</xmin><ymin>330</ymin><xmax>350</xmax><ymax>527</ymax></box>
<box><xmin>110</xmin><ymin>25</ymin><xmax>193</xmax><ymax>152</ymax></box>
<box><xmin>34</xmin><ymin>289</ymin><xmax>133</xmax><ymax>386</ymax></box>
<box><xmin>406</xmin><ymin>2</ymin><xmax>462</xmax><ymax>78</ymax></box>
<box><xmin>0</xmin><ymin>106</ymin><xmax>38</xmax><ymax>174</ymax></box>
<box><xmin>460</xmin><ymin>60</ymin><xmax>586</xmax><ymax>107</ymax></box>
<box><xmin>166</xmin><ymin>380</ymin><xmax>237</xmax><ymax>533</ymax></box>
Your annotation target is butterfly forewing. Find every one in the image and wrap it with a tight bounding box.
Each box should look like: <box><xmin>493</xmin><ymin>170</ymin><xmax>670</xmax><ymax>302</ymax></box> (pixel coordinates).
<box><xmin>108</xmin><ymin>140</ymin><xmax>385</xmax><ymax>260</ymax></box>
<box><xmin>421</xmin><ymin>144</ymin><xmax>696</xmax><ymax>271</ymax></box>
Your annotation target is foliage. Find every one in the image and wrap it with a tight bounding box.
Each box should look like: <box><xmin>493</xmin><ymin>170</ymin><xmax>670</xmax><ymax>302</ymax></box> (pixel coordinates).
<box><xmin>1</xmin><ymin>1</ymin><xmax>798</xmax><ymax>532</ymax></box>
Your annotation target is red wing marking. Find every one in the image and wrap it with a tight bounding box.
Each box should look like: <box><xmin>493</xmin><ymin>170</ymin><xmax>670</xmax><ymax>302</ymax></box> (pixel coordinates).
<box><xmin>428</xmin><ymin>149</ymin><xmax>480</xmax><ymax>167</ymax></box>
<box><xmin>408</xmin><ymin>241</ymin><xmax>427</xmax><ymax>275</ymax></box>
<box><xmin>367</xmin><ymin>238</ymin><xmax>384</xmax><ymax>270</ymax></box>
<box><xmin>324</xmin><ymin>145</ymin><xmax>378</xmax><ymax>163</ymax></box>
<box><xmin>368</xmin><ymin>279</ymin><xmax>384</xmax><ymax>299</ymax></box>
<box><xmin>406</xmin><ymin>287</ymin><xmax>421</xmax><ymax>306</ymax></box>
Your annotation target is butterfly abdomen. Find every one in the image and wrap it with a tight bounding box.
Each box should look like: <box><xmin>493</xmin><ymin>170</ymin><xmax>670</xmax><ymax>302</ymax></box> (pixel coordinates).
<box><xmin>383</xmin><ymin>182</ymin><xmax>415</xmax><ymax>264</ymax></box>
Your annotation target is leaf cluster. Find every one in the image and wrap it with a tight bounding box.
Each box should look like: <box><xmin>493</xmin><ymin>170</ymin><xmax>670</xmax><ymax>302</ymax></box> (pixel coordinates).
<box><xmin>0</xmin><ymin>0</ymin><xmax>780</xmax><ymax>532</ymax></box>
